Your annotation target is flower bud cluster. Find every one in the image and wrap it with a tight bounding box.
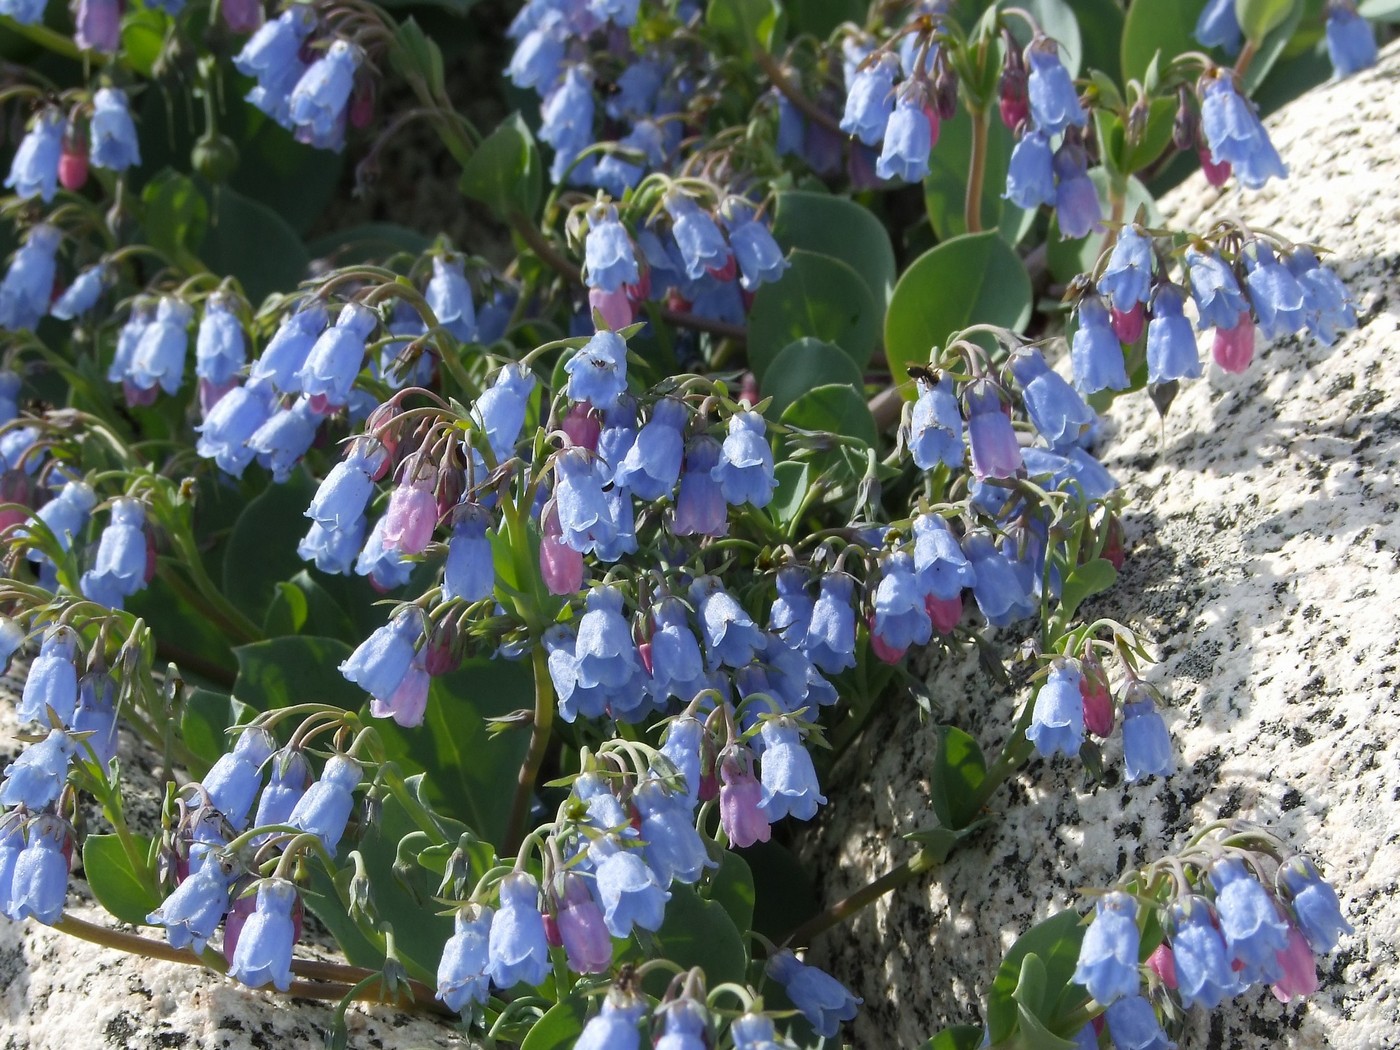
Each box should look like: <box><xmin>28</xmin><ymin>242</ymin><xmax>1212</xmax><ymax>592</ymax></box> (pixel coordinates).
<box><xmin>1070</xmin><ymin>224</ymin><xmax>1356</xmax><ymax>403</ymax></box>
<box><xmin>1072</xmin><ymin>825</ymin><xmax>1352</xmax><ymax>1047</ymax></box>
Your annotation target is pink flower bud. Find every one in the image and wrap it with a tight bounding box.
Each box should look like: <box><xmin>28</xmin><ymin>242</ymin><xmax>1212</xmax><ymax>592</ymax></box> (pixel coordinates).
<box><xmin>123</xmin><ymin>380</ymin><xmax>159</xmax><ymax>408</ymax></box>
<box><xmin>588</xmin><ymin>287</ymin><xmax>632</xmax><ymax>332</ymax></box>
<box><xmin>1146</xmin><ymin>943</ymin><xmax>1177</xmax><ymax>989</ymax></box>
<box><xmin>1270</xmin><ymin>925</ymin><xmax>1320</xmax><ymax>1003</ymax></box>
<box><xmin>925</xmin><ymin>593</ymin><xmax>963</xmax><ymax>635</ymax></box>
<box><xmin>1212</xmin><ymin>312</ymin><xmax>1255</xmax><ymax>374</ymax></box>
<box><xmin>1080</xmin><ymin>662</ymin><xmax>1114</xmax><ymax>738</ymax></box>
<box><xmin>1110</xmin><ymin>301</ymin><xmax>1145</xmax><ymax>344</ymax></box>
<box><xmin>719</xmin><ymin>749</ymin><xmax>770</xmax><ymax>848</ymax></box>
<box><xmin>560</xmin><ymin>403</ymin><xmax>601</xmax><ymax>450</ymax></box>
<box><xmin>382</xmin><ymin>478</ymin><xmax>438</xmax><ymax>554</ymax></box>
<box><xmin>220</xmin><ymin>0</ymin><xmax>262</xmax><ymax>33</ymax></box>
<box><xmin>867</xmin><ymin>613</ymin><xmax>907</xmax><ymax>665</ymax></box>
<box><xmin>58</xmin><ymin>142</ymin><xmax>88</xmax><ymax>192</ymax></box>
<box><xmin>1198</xmin><ymin>146</ymin><xmax>1231</xmax><ymax>188</ymax></box>
<box><xmin>540</xmin><ymin>502</ymin><xmax>584</xmax><ymax>595</ymax></box>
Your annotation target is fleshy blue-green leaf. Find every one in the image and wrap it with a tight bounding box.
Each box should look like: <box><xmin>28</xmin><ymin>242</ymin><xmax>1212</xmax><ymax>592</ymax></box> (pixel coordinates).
<box><xmin>928</xmin><ymin>725</ymin><xmax>988</xmax><ymax>831</ymax></box>
<box><xmin>222</xmin><ymin>469</ymin><xmax>318</xmax><ymax>625</ymax></box>
<box><xmin>519</xmin><ymin>998</ymin><xmax>590</xmax><ymax>1050</ymax></box>
<box><xmin>458</xmin><ymin>113</ymin><xmax>543</xmax><ymax>220</ymax></box>
<box><xmin>749</xmin><ymin>250</ymin><xmax>879</xmax><ymax>379</ymax></box>
<box><xmin>781</xmin><ymin>383</ymin><xmax>876</xmax><ymax>448</ymax></box>
<box><xmin>649</xmin><ymin>884</ymin><xmax>748</xmax><ymax>990</ymax></box>
<box><xmin>761</xmin><ymin>338</ymin><xmax>865</xmax><ymax>418</ymax></box>
<box><xmin>986</xmin><ymin>910</ymin><xmax>1087</xmax><ymax>1044</ymax></box>
<box><xmin>771</xmin><ymin>190</ymin><xmax>898</xmax><ymax>308</ymax></box>
<box><xmin>884</xmin><ymin>232</ymin><xmax>1032</xmax><ymax>395</ymax></box>
<box><xmin>1121</xmin><ymin>0</ymin><xmax>1209</xmax><ymax>87</ymax></box>
<box><xmin>200</xmin><ymin>185</ymin><xmax>310</xmax><ymax>304</ymax></box>
<box><xmin>232</xmin><ymin>636</ymin><xmax>362</xmax><ymax>712</ymax></box>
<box><xmin>82</xmin><ymin>834</ymin><xmax>160</xmax><ymax>927</ymax></box>
<box><xmin>371</xmin><ymin>658</ymin><xmax>533</xmax><ymax>845</ymax></box>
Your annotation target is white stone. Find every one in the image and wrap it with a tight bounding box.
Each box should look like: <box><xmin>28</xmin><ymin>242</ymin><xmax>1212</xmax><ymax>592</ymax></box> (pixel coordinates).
<box><xmin>801</xmin><ymin>43</ymin><xmax>1400</xmax><ymax>1049</ymax></box>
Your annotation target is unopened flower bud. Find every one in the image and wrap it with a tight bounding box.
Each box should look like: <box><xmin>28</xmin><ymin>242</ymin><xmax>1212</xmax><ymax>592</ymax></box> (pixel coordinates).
<box><xmin>192</xmin><ymin>132</ymin><xmax>239</xmax><ymax>184</ymax></box>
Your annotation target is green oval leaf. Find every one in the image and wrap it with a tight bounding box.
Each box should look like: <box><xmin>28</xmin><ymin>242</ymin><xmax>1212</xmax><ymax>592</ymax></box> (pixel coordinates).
<box><xmin>760</xmin><ymin>338</ymin><xmax>865</xmax><ymax>418</ymax></box>
<box><xmin>884</xmin><ymin>232</ymin><xmax>1032</xmax><ymax>395</ymax></box>
<box><xmin>83</xmin><ymin>834</ymin><xmax>159</xmax><ymax>926</ymax></box>
<box><xmin>458</xmin><ymin>113</ymin><xmax>543</xmax><ymax>220</ymax></box>
<box><xmin>371</xmin><ymin>658</ymin><xmax>533</xmax><ymax>845</ymax></box>
<box><xmin>201</xmin><ymin>184</ymin><xmax>310</xmax><ymax>305</ymax></box>
<box><xmin>771</xmin><ymin>190</ymin><xmax>897</xmax><ymax>308</ymax></box>
<box><xmin>1121</xmin><ymin>0</ymin><xmax>1208</xmax><ymax>87</ymax></box>
<box><xmin>928</xmin><ymin>725</ymin><xmax>989</xmax><ymax>831</ymax></box>
<box><xmin>222</xmin><ymin>468</ymin><xmax>318</xmax><ymax>624</ymax></box>
<box><xmin>749</xmin><ymin>250</ymin><xmax>878</xmax><ymax>379</ymax></box>
<box><xmin>987</xmin><ymin>911</ymin><xmax>1087</xmax><ymax>1044</ymax></box>
<box><xmin>650</xmin><ymin>885</ymin><xmax>748</xmax><ymax>989</ymax></box>
<box><xmin>232</xmin><ymin>636</ymin><xmax>362</xmax><ymax>712</ymax></box>
<box><xmin>780</xmin><ymin>383</ymin><xmax>876</xmax><ymax>448</ymax></box>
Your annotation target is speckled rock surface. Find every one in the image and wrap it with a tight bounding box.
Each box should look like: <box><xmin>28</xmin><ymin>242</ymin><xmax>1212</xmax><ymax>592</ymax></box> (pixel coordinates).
<box><xmin>801</xmin><ymin>45</ymin><xmax>1400</xmax><ymax>1050</ymax></box>
<box><xmin>0</xmin><ymin>676</ymin><xmax>474</xmax><ymax>1050</ymax></box>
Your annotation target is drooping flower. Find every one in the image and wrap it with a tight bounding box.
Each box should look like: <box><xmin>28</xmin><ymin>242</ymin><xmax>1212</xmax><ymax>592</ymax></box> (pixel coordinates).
<box><xmin>5</xmin><ymin>108</ymin><xmax>64</xmax><ymax>203</ymax></box>
<box><xmin>1026</xmin><ymin>660</ymin><xmax>1085</xmax><ymax>759</ymax></box>
<box><xmin>839</xmin><ymin>52</ymin><xmax>899</xmax><ymax>147</ymax></box>
<box><xmin>909</xmin><ymin>374</ymin><xmax>964</xmax><ymax>470</ymax></box>
<box><xmin>757</xmin><ymin>719</ymin><xmax>826</xmax><ymax>821</ymax></box>
<box><xmin>426</xmin><ymin>255</ymin><xmax>478</xmax><ymax>343</ymax></box>
<box><xmin>1027</xmin><ymin>40</ymin><xmax>1085</xmax><ymax>135</ymax></box>
<box><xmin>713</xmin><ymin>408</ymin><xmax>775</xmax><ymax>508</ymax></box>
<box><xmin>1071</xmin><ymin>295</ymin><xmax>1129</xmax><ymax>394</ymax></box>
<box><xmin>486</xmin><ymin>871</ymin><xmax>551</xmax><ymax>990</ymax></box>
<box><xmin>89</xmin><ymin>88</ymin><xmax>141</xmax><ymax>171</ymax></box>
<box><xmin>437</xmin><ymin>905</ymin><xmax>493</xmax><ymax>1012</ymax></box>
<box><xmin>228</xmin><ymin>879</ymin><xmax>299</xmax><ymax>991</ymax></box>
<box><xmin>1072</xmin><ymin>891</ymin><xmax>1141</xmax><ymax>1005</ymax></box>
<box><xmin>1325</xmin><ymin>1</ymin><xmax>1377</xmax><ymax>79</ymax></box>
<box><xmin>765</xmin><ymin>950</ymin><xmax>861</xmax><ymax>1038</ymax></box>
<box><xmin>1200</xmin><ymin>75</ymin><xmax>1287</xmax><ymax>190</ymax></box>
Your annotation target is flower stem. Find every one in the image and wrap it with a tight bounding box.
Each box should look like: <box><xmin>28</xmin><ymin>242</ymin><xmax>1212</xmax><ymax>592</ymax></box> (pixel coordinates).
<box><xmin>52</xmin><ymin>913</ymin><xmax>451</xmax><ymax>1014</ymax></box>
<box><xmin>503</xmin><ymin>644</ymin><xmax>556</xmax><ymax>856</ymax></box>
<box><xmin>780</xmin><ymin>848</ymin><xmax>940</xmax><ymax>946</ymax></box>
<box><xmin>753</xmin><ymin>47</ymin><xmax>844</xmax><ymax>136</ymax></box>
<box><xmin>964</xmin><ymin>106</ymin><xmax>990</xmax><ymax>234</ymax></box>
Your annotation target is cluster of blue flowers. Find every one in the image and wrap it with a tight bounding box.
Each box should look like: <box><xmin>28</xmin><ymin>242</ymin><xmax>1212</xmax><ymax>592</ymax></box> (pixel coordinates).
<box><xmin>1072</xmin><ymin>833</ymin><xmax>1352</xmax><ymax>1048</ymax></box>
<box><xmin>837</xmin><ymin>12</ymin><xmax>955</xmax><ymax>185</ymax></box>
<box><xmin>0</xmin><ymin>369</ymin><xmax>154</xmax><ymax>609</ymax></box>
<box><xmin>235</xmin><ymin>11</ymin><xmax>367</xmax><ymax>152</ymax></box>
<box><xmin>435</xmin><ymin>732</ymin><xmax>858</xmax><ymax>1040</ymax></box>
<box><xmin>1070</xmin><ymin>225</ymin><xmax>1357</xmax><ymax>397</ymax></box>
<box><xmin>509</xmin><ymin>956</ymin><xmax>853</xmax><ymax>1050</ymax></box>
<box><xmin>0</xmin><ymin>623</ymin><xmax>118</xmax><ymax>926</ymax></box>
<box><xmin>581</xmin><ymin>195</ymin><xmax>790</xmax><ymax>330</ymax></box>
<box><xmin>506</xmin><ymin>0</ymin><xmax>707</xmax><ymax>189</ymax></box>
<box><xmin>1000</xmin><ymin>37</ymin><xmax>1103</xmax><ymax>238</ymax></box>
<box><xmin>4</xmin><ymin>89</ymin><xmax>140</xmax><ymax>204</ymax></box>
<box><xmin>143</xmin><ymin>726</ymin><xmax>367</xmax><ymax>990</ymax></box>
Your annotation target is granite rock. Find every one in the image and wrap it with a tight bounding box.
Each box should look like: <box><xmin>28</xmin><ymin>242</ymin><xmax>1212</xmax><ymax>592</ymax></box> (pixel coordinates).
<box><xmin>800</xmin><ymin>44</ymin><xmax>1400</xmax><ymax>1050</ymax></box>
